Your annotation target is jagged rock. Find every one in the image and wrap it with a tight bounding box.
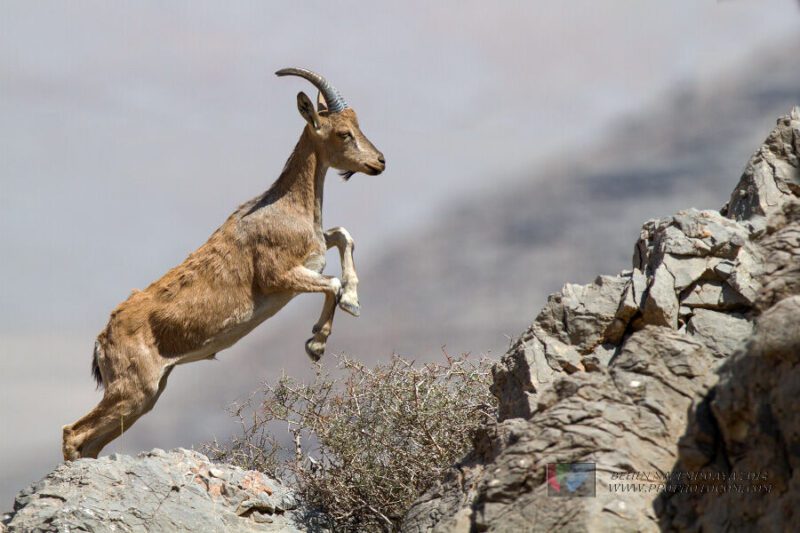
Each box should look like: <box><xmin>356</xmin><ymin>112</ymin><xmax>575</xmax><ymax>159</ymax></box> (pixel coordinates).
<box><xmin>657</xmin><ymin>298</ymin><xmax>800</xmax><ymax>530</ymax></box>
<box><xmin>616</xmin><ymin>269</ymin><xmax>647</xmax><ymax>324</ymax></box>
<box><xmin>680</xmin><ymin>279</ymin><xmax>749</xmax><ymax>311</ymax></box>
<box><xmin>581</xmin><ymin>343</ymin><xmax>616</xmax><ymax>372</ymax></box>
<box><xmin>685</xmin><ymin>309</ymin><xmax>752</xmax><ymax>358</ymax></box>
<box><xmin>538</xmin><ymin>331</ymin><xmax>584</xmax><ymax>374</ymax></box>
<box><xmin>755</xmin><ymin>199</ymin><xmax>800</xmax><ymax>310</ymax></box>
<box><xmin>534</xmin><ymin>274</ymin><xmax>631</xmax><ymax>353</ymax></box>
<box><xmin>2</xmin><ymin>449</ymin><xmax>328</xmax><ymax>533</ymax></box>
<box><xmin>657</xmin><ymin>195</ymin><xmax>800</xmax><ymax>531</ymax></box>
<box><xmin>406</xmin><ymin>328</ymin><xmax>719</xmax><ymax>533</ymax></box>
<box><xmin>491</xmin><ymin>273</ymin><xmax>632</xmax><ymax>421</ymax></box>
<box><xmin>713</xmin><ymin>259</ymin><xmax>735</xmax><ymax>278</ymax></box>
<box><xmin>726</xmin><ymin>107</ymin><xmax>800</xmax><ymax>221</ymax></box>
<box><xmin>663</xmin><ymin>255</ymin><xmax>716</xmax><ymax>291</ymax></box>
<box><xmin>672</xmin><ymin>209</ymin><xmax>749</xmax><ymax>258</ymax></box>
<box><xmin>642</xmin><ymin>263</ymin><xmax>679</xmax><ymax>328</ymax></box>
<box><xmin>634</xmin><ymin>209</ymin><xmax>751</xmax><ymax>273</ymax></box>
<box><xmin>402</xmin><ymin>109</ymin><xmax>800</xmax><ymax>533</ymax></box>
<box><xmin>726</xmin><ymin>243</ymin><xmax>763</xmax><ymax>305</ymax></box>
<box><xmin>490</xmin><ymin>334</ymin><xmax>546</xmax><ymax>421</ymax></box>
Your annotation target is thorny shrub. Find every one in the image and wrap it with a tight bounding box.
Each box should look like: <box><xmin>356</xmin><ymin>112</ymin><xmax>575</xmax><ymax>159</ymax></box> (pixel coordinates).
<box><xmin>203</xmin><ymin>352</ymin><xmax>496</xmax><ymax>531</ymax></box>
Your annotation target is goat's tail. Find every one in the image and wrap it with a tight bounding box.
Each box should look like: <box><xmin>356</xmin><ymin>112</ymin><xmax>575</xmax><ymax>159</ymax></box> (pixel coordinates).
<box><xmin>91</xmin><ymin>340</ymin><xmax>104</xmax><ymax>389</ymax></box>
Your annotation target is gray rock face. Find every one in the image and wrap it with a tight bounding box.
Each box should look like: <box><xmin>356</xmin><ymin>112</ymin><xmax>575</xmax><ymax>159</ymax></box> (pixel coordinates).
<box><xmin>657</xmin><ymin>200</ymin><xmax>800</xmax><ymax>531</ymax></box>
<box><xmin>685</xmin><ymin>308</ymin><xmax>751</xmax><ymax>359</ymax></box>
<box><xmin>2</xmin><ymin>449</ymin><xmax>327</xmax><ymax>533</ymax></box>
<box><xmin>402</xmin><ymin>108</ymin><xmax>800</xmax><ymax>533</ymax></box>
<box><xmin>754</xmin><ymin>199</ymin><xmax>800</xmax><ymax>311</ymax></box>
<box><xmin>726</xmin><ymin>109</ymin><xmax>800</xmax><ymax>221</ymax></box>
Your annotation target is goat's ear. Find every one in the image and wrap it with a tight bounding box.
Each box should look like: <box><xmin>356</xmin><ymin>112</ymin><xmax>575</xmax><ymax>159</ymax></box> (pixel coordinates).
<box><xmin>316</xmin><ymin>90</ymin><xmax>329</xmax><ymax>114</ymax></box>
<box><xmin>297</xmin><ymin>91</ymin><xmax>320</xmax><ymax>130</ymax></box>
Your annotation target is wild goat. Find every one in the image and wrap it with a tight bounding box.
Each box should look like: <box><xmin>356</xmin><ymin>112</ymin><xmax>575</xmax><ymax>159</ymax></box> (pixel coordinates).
<box><xmin>62</xmin><ymin>68</ymin><xmax>385</xmax><ymax>460</ymax></box>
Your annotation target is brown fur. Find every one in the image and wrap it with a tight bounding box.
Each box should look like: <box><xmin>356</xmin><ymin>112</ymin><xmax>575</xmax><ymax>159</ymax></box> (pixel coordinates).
<box><xmin>62</xmin><ymin>94</ymin><xmax>385</xmax><ymax>461</ymax></box>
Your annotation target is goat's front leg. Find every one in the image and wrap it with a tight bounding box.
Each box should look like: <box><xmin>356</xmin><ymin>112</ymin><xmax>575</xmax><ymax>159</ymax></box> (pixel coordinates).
<box><xmin>279</xmin><ymin>266</ymin><xmax>342</xmax><ymax>361</ymax></box>
<box><xmin>325</xmin><ymin>226</ymin><xmax>360</xmax><ymax>317</ymax></box>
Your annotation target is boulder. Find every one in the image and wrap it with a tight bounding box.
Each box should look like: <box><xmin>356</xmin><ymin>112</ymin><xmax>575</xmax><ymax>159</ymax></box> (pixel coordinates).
<box><xmin>2</xmin><ymin>449</ymin><xmax>328</xmax><ymax>533</ymax></box>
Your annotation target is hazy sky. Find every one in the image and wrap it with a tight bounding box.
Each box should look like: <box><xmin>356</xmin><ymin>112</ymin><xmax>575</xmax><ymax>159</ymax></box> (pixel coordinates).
<box><xmin>2</xmin><ymin>0</ymin><xmax>799</xmax><ymax>506</ymax></box>
<box><xmin>3</xmin><ymin>1</ymin><xmax>799</xmax><ymax>331</ymax></box>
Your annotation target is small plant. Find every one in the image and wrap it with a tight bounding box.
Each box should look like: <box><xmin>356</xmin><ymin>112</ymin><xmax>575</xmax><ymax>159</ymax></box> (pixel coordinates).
<box><xmin>203</xmin><ymin>352</ymin><xmax>496</xmax><ymax>531</ymax></box>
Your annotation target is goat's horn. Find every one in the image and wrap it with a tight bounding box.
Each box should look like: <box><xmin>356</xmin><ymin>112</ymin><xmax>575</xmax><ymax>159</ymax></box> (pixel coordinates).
<box><xmin>275</xmin><ymin>67</ymin><xmax>348</xmax><ymax>114</ymax></box>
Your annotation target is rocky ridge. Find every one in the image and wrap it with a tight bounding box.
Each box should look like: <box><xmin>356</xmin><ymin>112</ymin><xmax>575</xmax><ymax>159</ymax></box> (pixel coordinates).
<box><xmin>657</xmin><ymin>200</ymin><xmax>800</xmax><ymax>530</ymax></box>
<box><xmin>2</xmin><ymin>449</ymin><xmax>328</xmax><ymax>532</ymax></box>
<box><xmin>401</xmin><ymin>108</ymin><xmax>800</xmax><ymax>532</ymax></box>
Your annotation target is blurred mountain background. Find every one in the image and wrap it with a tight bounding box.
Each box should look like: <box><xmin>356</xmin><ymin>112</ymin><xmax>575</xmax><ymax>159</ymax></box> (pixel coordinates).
<box><xmin>2</xmin><ymin>1</ymin><xmax>799</xmax><ymax>506</ymax></box>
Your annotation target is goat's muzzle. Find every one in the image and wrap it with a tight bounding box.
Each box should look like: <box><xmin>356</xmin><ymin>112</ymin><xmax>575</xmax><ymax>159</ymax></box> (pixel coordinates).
<box><xmin>365</xmin><ymin>163</ymin><xmax>385</xmax><ymax>175</ymax></box>
<box><xmin>365</xmin><ymin>155</ymin><xmax>386</xmax><ymax>175</ymax></box>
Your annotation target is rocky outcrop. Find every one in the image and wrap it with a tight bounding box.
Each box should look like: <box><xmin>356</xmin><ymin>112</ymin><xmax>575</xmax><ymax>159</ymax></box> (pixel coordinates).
<box><xmin>657</xmin><ymin>199</ymin><xmax>800</xmax><ymax>531</ymax></box>
<box><xmin>402</xmin><ymin>108</ymin><xmax>800</xmax><ymax>532</ymax></box>
<box><xmin>2</xmin><ymin>449</ymin><xmax>328</xmax><ymax>533</ymax></box>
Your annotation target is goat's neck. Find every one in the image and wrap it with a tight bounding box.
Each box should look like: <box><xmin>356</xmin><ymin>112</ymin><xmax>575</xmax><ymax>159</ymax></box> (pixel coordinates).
<box><xmin>275</xmin><ymin>129</ymin><xmax>328</xmax><ymax>227</ymax></box>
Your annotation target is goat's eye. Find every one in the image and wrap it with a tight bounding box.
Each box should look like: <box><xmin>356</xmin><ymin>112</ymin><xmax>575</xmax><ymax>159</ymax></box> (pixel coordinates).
<box><xmin>337</xmin><ymin>131</ymin><xmax>352</xmax><ymax>140</ymax></box>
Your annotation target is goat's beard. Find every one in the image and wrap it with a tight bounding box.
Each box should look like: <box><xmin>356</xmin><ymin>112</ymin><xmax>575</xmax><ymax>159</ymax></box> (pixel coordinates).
<box><xmin>338</xmin><ymin>170</ymin><xmax>356</xmax><ymax>181</ymax></box>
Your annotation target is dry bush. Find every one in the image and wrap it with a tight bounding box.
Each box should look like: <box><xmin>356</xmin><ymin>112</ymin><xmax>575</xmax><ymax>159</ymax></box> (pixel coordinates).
<box><xmin>203</xmin><ymin>352</ymin><xmax>496</xmax><ymax>531</ymax></box>
<box><xmin>202</xmin><ymin>395</ymin><xmax>283</xmax><ymax>477</ymax></box>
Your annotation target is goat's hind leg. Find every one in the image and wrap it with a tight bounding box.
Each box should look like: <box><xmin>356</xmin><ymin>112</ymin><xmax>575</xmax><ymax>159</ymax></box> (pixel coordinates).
<box><xmin>62</xmin><ymin>386</ymin><xmax>162</xmax><ymax>460</ymax></box>
<box><xmin>62</xmin><ymin>392</ymin><xmax>120</xmax><ymax>461</ymax></box>
<box><xmin>325</xmin><ymin>226</ymin><xmax>360</xmax><ymax>317</ymax></box>
<box><xmin>62</xmin><ymin>359</ymin><xmax>171</xmax><ymax>460</ymax></box>
<box><xmin>62</xmin><ymin>389</ymin><xmax>147</xmax><ymax>460</ymax></box>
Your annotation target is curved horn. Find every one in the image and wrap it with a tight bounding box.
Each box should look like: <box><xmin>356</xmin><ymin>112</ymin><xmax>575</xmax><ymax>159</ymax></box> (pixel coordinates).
<box><xmin>275</xmin><ymin>67</ymin><xmax>348</xmax><ymax>114</ymax></box>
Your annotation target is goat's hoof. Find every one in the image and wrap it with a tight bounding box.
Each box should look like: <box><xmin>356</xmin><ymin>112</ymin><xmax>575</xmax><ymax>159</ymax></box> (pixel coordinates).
<box><xmin>62</xmin><ymin>426</ymin><xmax>80</xmax><ymax>462</ymax></box>
<box><xmin>339</xmin><ymin>294</ymin><xmax>360</xmax><ymax>317</ymax></box>
<box><xmin>305</xmin><ymin>337</ymin><xmax>325</xmax><ymax>362</ymax></box>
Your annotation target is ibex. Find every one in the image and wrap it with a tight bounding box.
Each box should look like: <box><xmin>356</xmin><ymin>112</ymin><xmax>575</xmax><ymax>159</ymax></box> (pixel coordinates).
<box><xmin>62</xmin><ymin>68</ymin><xmax>385</xmax><ymax>460</ymax></box>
